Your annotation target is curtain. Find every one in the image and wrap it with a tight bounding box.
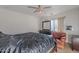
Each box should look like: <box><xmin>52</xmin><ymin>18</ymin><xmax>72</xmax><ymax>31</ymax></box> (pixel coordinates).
<box><xmin>57</xmin><ymin>16</ymin><xmax>65</xmax><ymax>32</ymax></box>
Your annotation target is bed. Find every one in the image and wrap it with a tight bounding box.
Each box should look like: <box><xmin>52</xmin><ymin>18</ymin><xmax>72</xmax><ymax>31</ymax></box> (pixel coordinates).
<box><xmin>0</xmin><ymin>32</ymin><xmax>56</xmax><ymax>53</ymax></box>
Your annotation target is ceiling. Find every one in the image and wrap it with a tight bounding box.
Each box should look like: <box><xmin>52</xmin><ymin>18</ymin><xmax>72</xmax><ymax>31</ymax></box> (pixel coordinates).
<box><xmin>0</xmin><ymin>5</ymin><xmax>79</xmax><ymax>16</ymax></box>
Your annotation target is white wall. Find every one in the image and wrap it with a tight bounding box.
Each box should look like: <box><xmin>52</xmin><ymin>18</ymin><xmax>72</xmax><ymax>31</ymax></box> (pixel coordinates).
<box><xmin>0</xmin><ymin>8</ymin><xmax>39</xmax><ymax>34</ymax></box>
<box><xmin>56</xmin><ymin>7</ymin><xmax>79</xmax><ymax>35</ymax></box>
<box><xmin>56</xmin><ymin>7</ymin><xmax>79</xmax><ymax>42</ymax></box>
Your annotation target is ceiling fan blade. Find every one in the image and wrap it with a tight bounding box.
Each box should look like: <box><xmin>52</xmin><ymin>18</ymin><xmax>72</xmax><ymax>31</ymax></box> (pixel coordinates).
<box><xmin>33</xmin><ymin>9</ymin><xmax>43</xmax><ymax>14</ymax></box>
<box><xmin>43</xmin><ymin>6</ymin><xmax>51</xmax><ymax>9</ymax></box>
<box><xmin>33</xmin><ymin>10</ymin><xmax>38</xmax><ymax>13</ymax></box>
<box><xmin>28</xmin><ymin>6</ymin><xmax>37</xmax><ymax>9</ymax></box>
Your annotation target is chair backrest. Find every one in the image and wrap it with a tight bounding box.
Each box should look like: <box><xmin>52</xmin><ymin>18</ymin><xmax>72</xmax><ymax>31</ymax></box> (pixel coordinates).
<box><xmin>51</xmin><ymin>32</ymin><xmax>66</xmax><ymax>39</ymax></box>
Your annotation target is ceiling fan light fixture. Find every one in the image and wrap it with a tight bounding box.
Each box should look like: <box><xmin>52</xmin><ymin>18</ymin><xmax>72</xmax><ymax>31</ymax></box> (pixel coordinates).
<box><xmin>35</xmin><ymin>11</ymin><xmax>43</xmax><ymax>16</ymax></box>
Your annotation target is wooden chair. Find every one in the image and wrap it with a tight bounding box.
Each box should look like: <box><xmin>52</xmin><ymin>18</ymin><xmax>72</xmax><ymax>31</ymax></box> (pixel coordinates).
<box><xmin>51</xmin><ymin>32</ymin><xmax>66</xmax><ymax>51</ymax></box>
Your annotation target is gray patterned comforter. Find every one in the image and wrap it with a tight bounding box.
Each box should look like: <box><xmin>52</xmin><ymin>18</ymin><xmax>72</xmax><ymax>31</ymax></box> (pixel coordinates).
<box><xmin>0</xmin><ymin>32</ymin><xmax>55</xmax><ymax>53</ymax></box>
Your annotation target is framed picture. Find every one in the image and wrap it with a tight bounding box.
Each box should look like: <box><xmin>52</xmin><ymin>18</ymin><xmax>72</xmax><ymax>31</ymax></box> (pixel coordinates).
<box><xmin>66</xmin><ymin>26</ymin><xmax>72</xmax><ymax>30</ymax></box>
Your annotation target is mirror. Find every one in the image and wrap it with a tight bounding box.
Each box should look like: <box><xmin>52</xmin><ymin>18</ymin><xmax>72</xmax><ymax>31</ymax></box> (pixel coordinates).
<box><xmin>42</xmin><ymin>20</ymin><xmax>51</xmax><ymax>30</ymax></box>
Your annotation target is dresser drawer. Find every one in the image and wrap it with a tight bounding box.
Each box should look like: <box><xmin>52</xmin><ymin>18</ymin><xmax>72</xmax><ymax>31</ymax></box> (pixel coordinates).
<box><xmin>72</xmin><ymin>37</ymin><xmax>79</xmax><ymax>51</ymax></box>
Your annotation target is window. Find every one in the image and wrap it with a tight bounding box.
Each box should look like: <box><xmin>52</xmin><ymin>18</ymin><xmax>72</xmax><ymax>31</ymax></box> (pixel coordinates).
<box><xmin>51</xmin><ymin>19</ymin><xmax>58</xmax><ymax>32</ymax></box>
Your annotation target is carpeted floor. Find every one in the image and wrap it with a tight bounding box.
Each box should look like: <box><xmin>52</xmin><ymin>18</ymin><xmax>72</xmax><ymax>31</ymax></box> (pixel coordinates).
<box><xmin>56</xmin><ymin>43</ymin><xmax>79</xmax><ymax>53</ymax></box>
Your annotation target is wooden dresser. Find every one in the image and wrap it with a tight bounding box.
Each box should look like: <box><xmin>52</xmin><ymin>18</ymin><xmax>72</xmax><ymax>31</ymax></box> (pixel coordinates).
<box><xmin>71</xmin><ymin>35</ymin><xmax>79</xmax><ymax>51</ymax></box>
<box><xmin>52</xmin><ymin>32</ymin><xmax>66</xmax><ymax>50</ymax></box>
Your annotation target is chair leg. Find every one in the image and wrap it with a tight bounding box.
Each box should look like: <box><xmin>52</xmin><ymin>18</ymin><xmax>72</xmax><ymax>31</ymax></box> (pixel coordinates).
<box><xmin>54</xmin><ymin>45</ymin><xmax>57</xmax><ymax>52</ymax></box>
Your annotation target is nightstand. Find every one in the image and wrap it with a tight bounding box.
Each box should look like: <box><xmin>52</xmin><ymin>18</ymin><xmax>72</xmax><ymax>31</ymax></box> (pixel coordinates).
<box><xmin>39</xmin><ymin>29</ymin><xmax>51</xmax><ymax>35</ymax></box>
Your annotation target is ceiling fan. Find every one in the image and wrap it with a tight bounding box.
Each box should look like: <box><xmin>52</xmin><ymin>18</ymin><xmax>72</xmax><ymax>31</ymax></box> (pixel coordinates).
<box><xmin>28</xmin><ymin>5</ymin><xmax>51</xmax><ymax>14</ymax></box>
